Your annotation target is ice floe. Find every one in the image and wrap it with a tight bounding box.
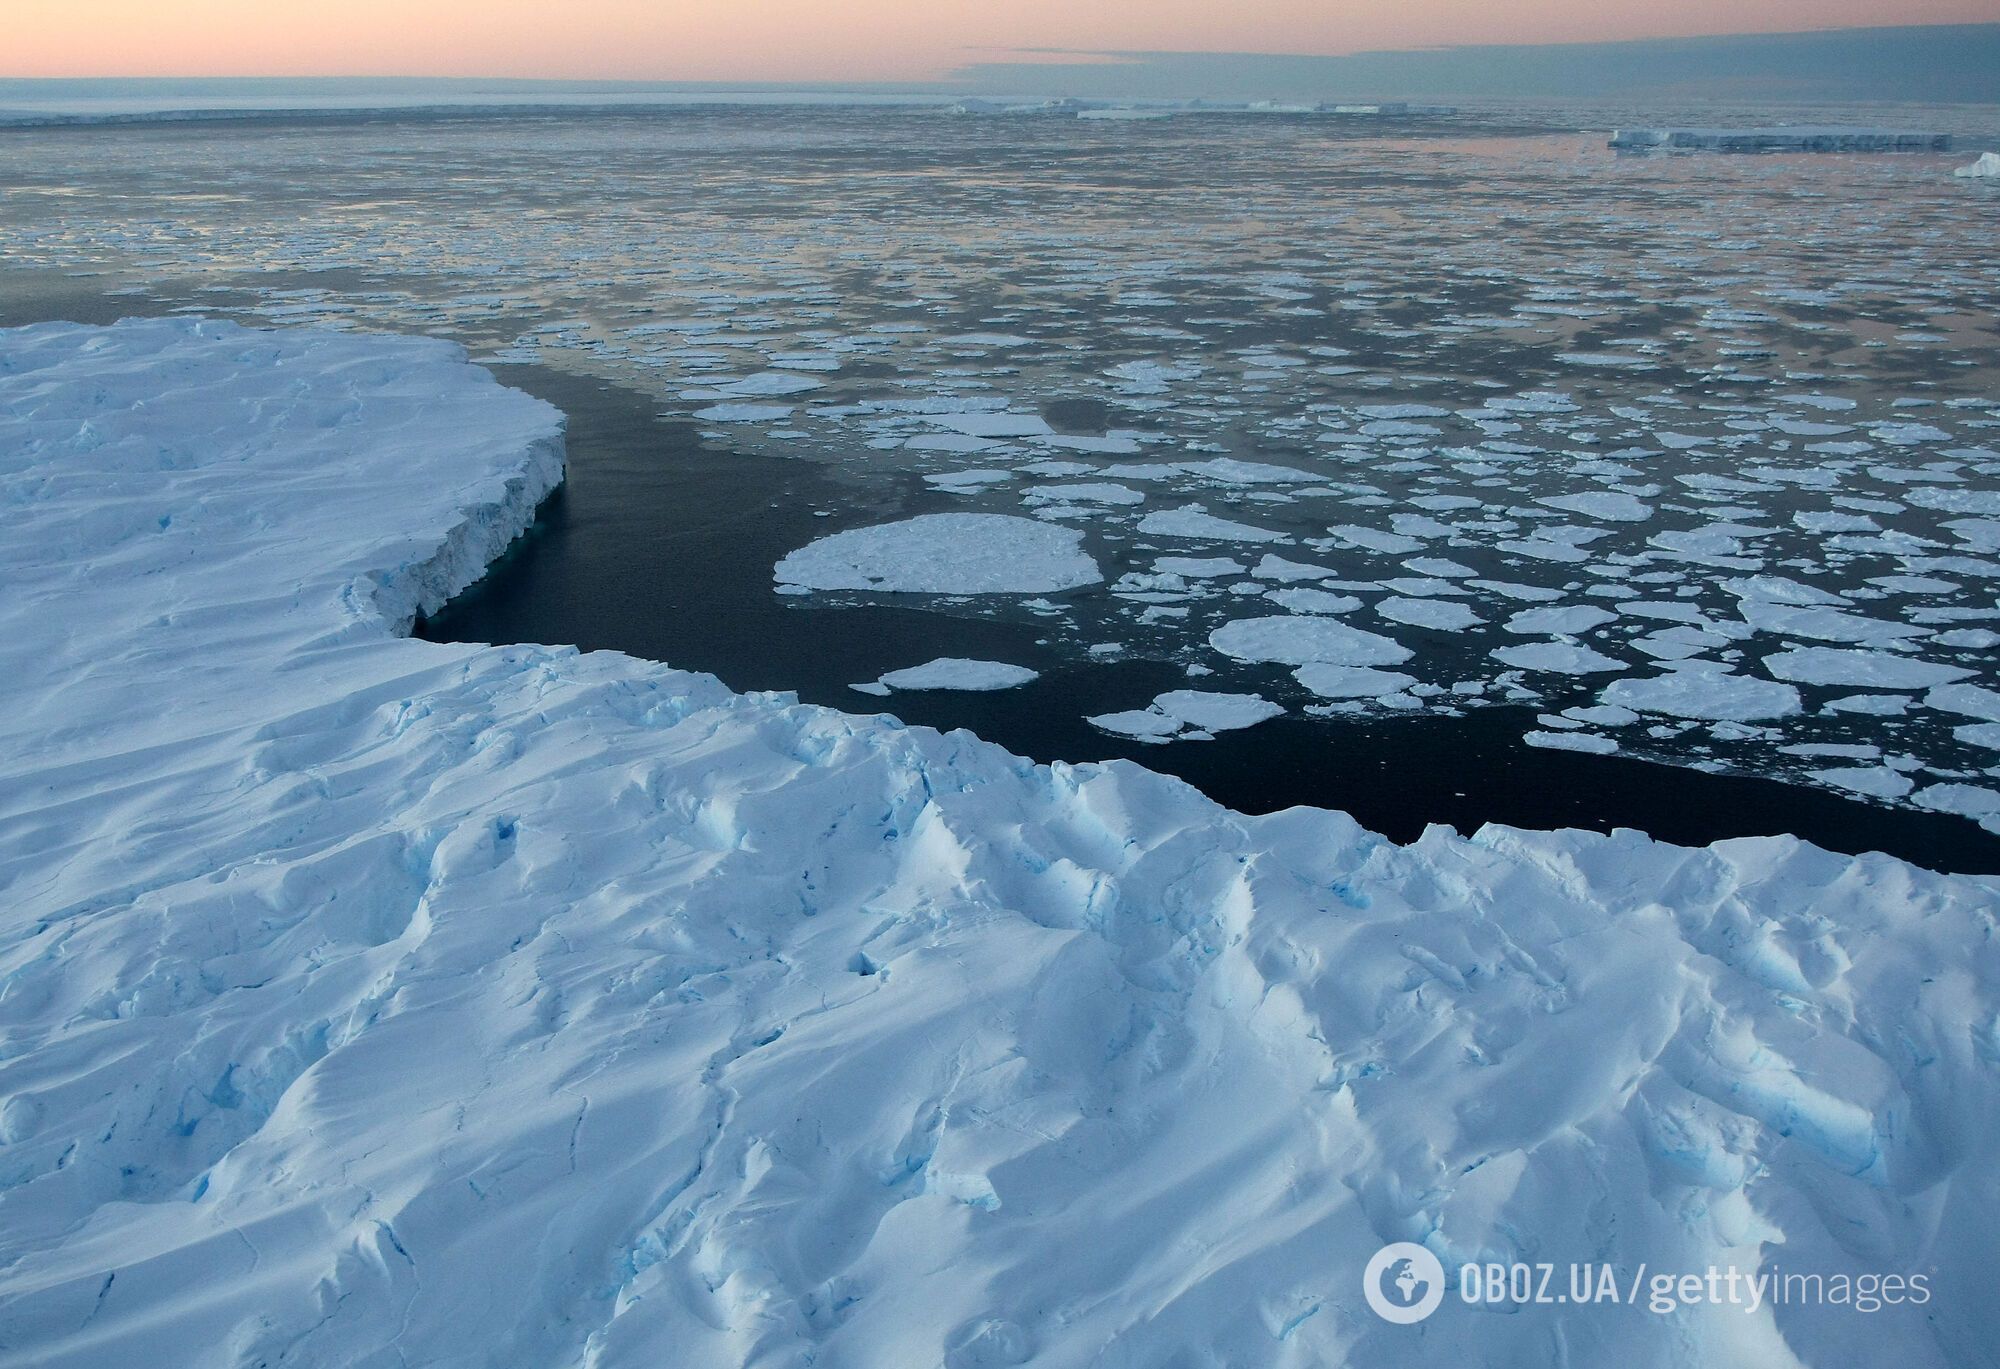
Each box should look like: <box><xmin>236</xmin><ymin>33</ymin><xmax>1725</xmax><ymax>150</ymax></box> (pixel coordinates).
<box><xmin>776</xmin><ymin>513</ymin><xmax>1102</xmax><ymax>594</ymax></box>
<box><xmin>1210</xmin><ymin>615</ymin><xmax>1415</xmax><ymax>667</ymax></box>
<box><xmin>1089</xmin><ymin>689</ymin><xmax>1283</xmax><ymax>742</ymax></box>
<box><xmin>1604</xmin><ymin>668</ymin><xmax>1804</xmax><ymax>722</ymax></box>
<box><xmin>868</xmin><ymin>658</ymin><xmax>1040</xmax><ymax>692</ymax></box>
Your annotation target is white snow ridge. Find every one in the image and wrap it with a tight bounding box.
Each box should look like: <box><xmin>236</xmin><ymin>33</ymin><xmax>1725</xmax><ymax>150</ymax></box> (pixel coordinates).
<box><xmin>3</xmin><ymin>320</ymin><xmax>1999</xmax><ymax>1369</ymax></box>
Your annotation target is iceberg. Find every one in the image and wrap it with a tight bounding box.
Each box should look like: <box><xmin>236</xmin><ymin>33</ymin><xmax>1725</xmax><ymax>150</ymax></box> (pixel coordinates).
<box><xmin>5</xmin><ymin>320</ymin><xmax>1999</xmax><ymax>1369</ymax></box>
<box><xmin>1953</xmin><ymin>151</ymin><xmax>2000</xmax><ymax>178</ymax></box>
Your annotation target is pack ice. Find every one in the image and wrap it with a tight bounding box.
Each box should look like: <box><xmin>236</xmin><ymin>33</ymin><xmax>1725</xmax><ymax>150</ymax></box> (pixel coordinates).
<box><xmin>3</xmin><ymin>320</ymin><xmax>1998</xmax><ymax>1369</ymax></box>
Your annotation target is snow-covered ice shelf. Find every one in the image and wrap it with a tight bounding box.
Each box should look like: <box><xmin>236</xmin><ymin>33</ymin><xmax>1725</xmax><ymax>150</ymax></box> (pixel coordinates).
<box><xmin>3</xmin><ymin>320</ymin><xmax>1999</xmax><ymax>1368</ymax></box>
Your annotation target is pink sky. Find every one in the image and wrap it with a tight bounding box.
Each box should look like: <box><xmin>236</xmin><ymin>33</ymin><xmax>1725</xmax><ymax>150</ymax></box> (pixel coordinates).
<box><xmin>9</xmin><ymin>0</ymin><xmax>1996</xmax><ymax>82</ymax></box>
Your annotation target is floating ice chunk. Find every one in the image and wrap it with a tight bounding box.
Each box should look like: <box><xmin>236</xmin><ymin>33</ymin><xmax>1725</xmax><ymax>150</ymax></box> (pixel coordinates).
<box><xmin>874</xmin><ymin>659</ymin><xmax>1040</xmax><ymax>691</ymax></box>
<box><xmin>1537</xmin><ymin>492</ymin><xmax>1654</xmax><ymax>522</ymax></box>
<box><xmin>1104</xmin><ymin>359</ymin><xmax>1199</xmax><ymax>393</ymax></box>
<box><xmin>1492</xmin><ymin>642</ymin><xmax>1625</xmax><ymax>674</ymax></box>
<box><xmin>1377</xmin><ymin>596</ymin><xmax>1483</xmax><ymax>631</ymax></box>
<box><xmin>1035</xmin><ymin>433</ymin><xmax>1142</xmax><ymax>456</ymax></box>
<box><xmin>1738</xmin><ymin>600</ymin><xmax>1928</xmax><ymax>647</ymax></box>
<box><xmin>699</xmin><ymin>372</ymin><xmax>823</xmax><ymax>398</ymax></box>
<box><xmin>1505</xmin><ymin>605</ymin><xmax>1618</xmax><ymax>635</ymax></box>
<box><xmin>1251</xmin><ymin>554</ymin><xmax>1338</xmax><ymax>581</ymax></box>
<box><xmin>1795</xmin><ymin>510</ymin><xmax>1878</xmax><ymax>533</ymax></box>
<box><xmin>942</xmin><ymin>331</ymin><xmax>1035</xmax><ymax>346</ymax></box>
<box><xmin>1925</xmin><ymin>683</ymin><xmax>2000</xmax><ymax>722</ymax></box>
<box><xmin>1353</xmin><ymin>403</ymin><xmax>1449</xmax><ymax>420</ymax></box>
<box><xmin>1154</xmin><ymin>556</ymin><xmax>1243</xmax><ymax>578</ymax></box>
<box><xmin>1087</xmin><ymin>690</ymin><xmax>1280</xmax><ymax>741</ymax></box>
<box><xmin>1955</xmin><ymin>151</ymin><xmax>2000</xmax><ymax>178</ymax></box>
<box><xmin>1403</xmin><ymin>556</ymin><xmax>1476</xmax><ymax>578</ymax></box>
<box><xmin>1604</xmin><ymin>669</ymin><xmax>1803</xmax><ymax>721</ymax></box>
<box><xmin>1177</xmin><ymin>457</ymin><xmax>1318</xmax><ymax>485</ymax></box>
<box><xmin>776</xmin><ymin>514</ymin><xmax>1101</xmax><ymax>594</ymax></box>
<box><xmin>1086</xmin><ymin>707</ymin><xmax>1183</xmax><ymax>741</ymax></box>
<box><xmin>1870</xmin><ymin>422</ymin><xmax>1951</xmax><ymax>446</ymax></box>
<box><xmin>1906</xmin><ymin>487</ymin><xmax>2000</xmax><ymax>516</ymax></box>
<box><xmin>1328</xmin><ymin>525</ymin><xmax>1424</xmax><ymax>553</ymax></box>
<box><xmin>1810</xmin><ymin>766</ymin><xmax>1916</xmax><ymax>801</ymax></box>
<box><xmin>1137</xmin><ymin>506</ymin><xmax>1288</xmax><ymax>542</ymax></box>
<box><xmin>1825</xmin><ymin>693</ymin><xmax>1911</xmax><ymax>715</ymax></box>
<box><xmin>1956</xmin><ymin>723</ymin><xmax>2000</xmax><ymax>750</ymax></box>
<box><xmin>1022</xmin><ymin>482</ymin><xmax>1145</xmax><ymax>507</ymax></box>
<box><xmin>1210</xmin><ymin>615</ymin><xmax>1413</xmax><ymax>667</ymax></box>
<box><xmin>1291</xmin><ymin>664</ymin><xmax>1420</xmax><ymax>698</ymax></box>
<box><xmin>906</xmin><ymin>433</ymin><xmax>1005</xmax><ymax>453</ymax></box>
<box><xmin>1525</xmin><ymin>730</ymin><xmax>1619</xmax><ymax>755</ymax></box>
<box><xmin>1556</xmin><ymin>351</ymin><xmax>1652</xmax><ymax>369</ymax></box>
<box><xmin>928</xmin><ymin>411</ymin><xmax>1054</xmax><ymax>438</ymax></box>
<box><xmin>1271</xmin><ymin>587</ymin><xmax>1363</xmax><ymax>615</ymax></box>
<box><xmin>1762</xmin><ymin>648</ymin><xmax>1972</xmax><ymax>690</ymax></box>
<box><xmin>1152</xmin><ymin>690</ymin><xmax>1284</xmax><ymax>731</ymax></box>
<box><xmin>1912</xmin><ymin>783</ymin><xmax>2000</xmax><ymax>819</ymax></box>
<box><xmin>1497</xmin><ymin>536</ymin><xmax>1591</xmax><ymax>564</ymax></box>
<box><xmin>1473</xmin><ymin>579</ymin><xmax>1567</xmax><ymax>603</ymax></box>
<box><xmin>692</xmin><ymin>402</ymin><xmax>792</xmax><ymax>422</ymax></box>
<box><xmin>1566</xmin><ymin>703</ymin><xmax>1641</xmax><ymax>727</ymax></box>
<box><xmin>925</xmin><ymin>469</ymin><xmax>1013</xmax><ymax>491</ymax></box>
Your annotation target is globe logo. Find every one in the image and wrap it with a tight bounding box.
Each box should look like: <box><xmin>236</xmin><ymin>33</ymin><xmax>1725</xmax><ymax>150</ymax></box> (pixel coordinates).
<box><xmin>1362</xmin><ymin>1242</ymin><xmax>1447</xmax><ymax>1324</ymax></box>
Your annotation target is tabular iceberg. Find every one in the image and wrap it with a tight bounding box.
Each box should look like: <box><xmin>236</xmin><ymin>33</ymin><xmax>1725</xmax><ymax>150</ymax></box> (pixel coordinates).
<box><xmin>3</xmin><ymin>320</ymin><xmax>1997</xmax><ymax>1369</ymax></box>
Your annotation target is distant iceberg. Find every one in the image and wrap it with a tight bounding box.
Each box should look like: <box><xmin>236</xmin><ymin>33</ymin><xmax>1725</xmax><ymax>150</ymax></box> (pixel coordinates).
<box><xmin>1611</xmin><ymin>126</ymin><xmax>1951</xmax><ymax>153</ymax></box>
<box><xmin>1954</xmin><ymin>151</ymin><xmax>2000</xmax><ymax>178</ymax></box>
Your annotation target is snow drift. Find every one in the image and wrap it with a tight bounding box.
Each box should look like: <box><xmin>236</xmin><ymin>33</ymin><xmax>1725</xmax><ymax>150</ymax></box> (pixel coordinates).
<box><xmin>2</xmin><ymin>320</ymin><xmax>1998</xmax><ymax>1369</ymax></box>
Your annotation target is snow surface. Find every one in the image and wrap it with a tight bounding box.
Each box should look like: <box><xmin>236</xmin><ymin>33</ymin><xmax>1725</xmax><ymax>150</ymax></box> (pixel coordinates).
<box><xmin>4</xmin><ymin>321</ymin><xmax>2000</xmax><ymax>1369</ymax></box>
